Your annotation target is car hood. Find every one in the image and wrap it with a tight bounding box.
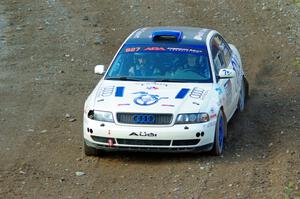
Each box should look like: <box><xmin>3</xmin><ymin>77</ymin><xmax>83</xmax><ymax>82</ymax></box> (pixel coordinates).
<box><xmin>93</xmin><ymin>80</ymin><xmax>213</xmax><ymax>114</ymax></box>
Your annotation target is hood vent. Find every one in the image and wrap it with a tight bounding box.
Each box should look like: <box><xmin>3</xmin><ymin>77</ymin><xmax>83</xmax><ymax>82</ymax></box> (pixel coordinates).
<box><xmin>152</xmin><ymin>30</ymin><xmax>183</xmax><ymax>42</ymax></box>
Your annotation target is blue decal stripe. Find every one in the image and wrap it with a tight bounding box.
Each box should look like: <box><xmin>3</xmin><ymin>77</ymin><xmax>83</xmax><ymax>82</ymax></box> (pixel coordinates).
<box><xmin>115</xmin><ymin>87</ymin><xmax>124</xmax><ymax>97</ymax></box>
<box><xmin>224</xmin><ymin>80</ymin><xmax>231</xmax><ymax>88</ymax></box>
<box><xmin>175</xmin><ymin>88</ymin><xmax>190</xmax><ymax>99</ymax></box>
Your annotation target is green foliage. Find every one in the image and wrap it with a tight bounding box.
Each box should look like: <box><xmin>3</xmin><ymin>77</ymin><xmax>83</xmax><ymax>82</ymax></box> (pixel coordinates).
<box><xmin>294</xmin><ymin>0</ymin><xmax>300</xmax><ymax>5</ymax></box>
<box><xmin>283</xmin><ymin>181</ymin><xmax>300</xmax><ymax>199</ymax></box>
<box><xmin>294</xmin><ymin>58</ymin><xmax>300</xmax><ymax>69</ymax></box>
<box><xmin>284</xmin><ymin>182</ymin><xmax>294</xmax><ymax>194</ymax></box>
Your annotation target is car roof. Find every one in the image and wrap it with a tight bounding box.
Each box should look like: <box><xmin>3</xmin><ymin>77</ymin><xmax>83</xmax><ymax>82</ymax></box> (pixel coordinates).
<box><xmin>126</xmin><ymin>26</ymin><xmax>213</xmax><ymax>47</ymax></box>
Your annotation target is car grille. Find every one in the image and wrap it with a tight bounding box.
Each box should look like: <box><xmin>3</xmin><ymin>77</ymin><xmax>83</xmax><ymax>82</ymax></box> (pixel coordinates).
<box><xmin>116</xmin><ymin>113</ymin><xmax>173</xmax><ymax>125</ymax></box>
<box><xmin>117</xmin><ymin>139</ymin><xmax>171</xmax><ymax>146</ymax></box>
<box><xmin>172</xmin><ymin>139</ymin><xmax>200</xmax><ymax>146</ymax></box>
<box><xmin>91</xmin><ymin>135</ymin><xmax>116</xmax><ymax>144</ymax></box>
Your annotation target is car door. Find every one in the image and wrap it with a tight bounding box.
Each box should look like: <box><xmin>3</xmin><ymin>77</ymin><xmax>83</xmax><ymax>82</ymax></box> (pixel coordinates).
<box><xmin>210</xmin><ymin>34</ymin><xmax>236</xmax><ymax>118</ymax></box>
<box><xmin>218</xmin><ymin>35</ymin><xmax>240</xmax><ymax>115</ymax></box>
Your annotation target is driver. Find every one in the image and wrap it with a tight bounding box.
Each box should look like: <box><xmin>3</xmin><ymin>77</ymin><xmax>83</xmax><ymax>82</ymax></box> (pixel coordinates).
<box><xmin>185</xmin><ymin>54</ymin><xmax>198</xmax><ymax>69</ymax></box>
<box><xmin>174</xmin><ymin>54</ymin><xmax>199</xmax><ymax>76</ymax></box>
<box><xmin>173</xmin><ymin>54</ymin><xmax>210</xmax><ymax>79</ymax></box>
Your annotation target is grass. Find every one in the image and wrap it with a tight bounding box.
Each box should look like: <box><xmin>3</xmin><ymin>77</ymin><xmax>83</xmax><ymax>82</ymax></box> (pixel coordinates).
<box><xmin>283</xmin><ymin>181</ymin><xmax>300</xmax><ymax>199</ymax></box>
<box><xmin>294</xmin><ymin>0</ymin><xmax>300</xmax><ymax>6</ymax></box>
<box><xmin>294</xmin><ymin>58</ymin><xmax>300</xmax><ymax>69</ymax></box>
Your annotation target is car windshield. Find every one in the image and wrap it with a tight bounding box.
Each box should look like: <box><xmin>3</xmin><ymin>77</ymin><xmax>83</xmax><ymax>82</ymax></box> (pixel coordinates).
<box><xmin>105</xmin><ymin>45</ymin><xmax>212</xmax><ymax>83</ymax></box>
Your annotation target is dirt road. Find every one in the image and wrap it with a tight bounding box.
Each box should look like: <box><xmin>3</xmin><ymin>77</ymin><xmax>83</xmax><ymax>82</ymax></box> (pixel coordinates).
<box><xmin>0</xmin><ymin>0</ymin><xmax>299</xmax><ymax>198</ymax></box>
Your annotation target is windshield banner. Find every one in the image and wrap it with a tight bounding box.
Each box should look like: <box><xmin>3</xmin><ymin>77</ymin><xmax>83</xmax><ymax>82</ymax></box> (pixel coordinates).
<box><xmin>123</xmin><ymin>46</ymin><xmax>207</xmax><ymax>55</ymax></box>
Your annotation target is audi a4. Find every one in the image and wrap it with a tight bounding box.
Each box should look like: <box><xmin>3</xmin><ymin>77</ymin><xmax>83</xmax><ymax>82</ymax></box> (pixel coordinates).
<box><xmin>83</xmin><ymin>26</ymin><xmax>249</xmax><ymax>156</ymax></box>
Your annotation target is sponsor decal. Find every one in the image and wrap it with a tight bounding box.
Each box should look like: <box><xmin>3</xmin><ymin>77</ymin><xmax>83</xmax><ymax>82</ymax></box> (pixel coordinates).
<box><xmin>193</xmin><ymin>33</ymin><xmax>203</xmax><ymax>40</ymax></box>
<box><xmin>215</xmin><ymin>87</ymin><xmax>223</xmax><ymax>95</ymax></box>
<box><xmin>146</xmin><ymin>86</ymin><xmax>159</xmax><ymax>90</ymax></box>
<box><xmin>231</xmin><ymin>55</ymin><xmax>240</xmax><ymax>71</ymax></box>
<box><xmin>118</xmin><ymin>103</ymin><xmax>130</xmax><ymax>106</ymax></box>
<box><xmin>133</xmin><ymin>27</ymin><xmax>147</xmax><ymax>38</ymax></box>
<box><xmin>224</xmin><ymin>80</ymin><xmax>232</xmax><ymax>97</ymax></box>
<box><xmin>97</xmin><ymin>86</ymin><xmax>115</xmax><ymax>97</ymax></box>
<box><xmin>129</xmin><ymin>132</ymin><xmax>157</xmax><ymax>137</ymax></box>
<box><xmin>223</xmin><ymin>69</ymin><xmax>232</xmax><ymax>76</ymax></box>
<box><xmin>203</xmin><ymin>121</ymin><xmax>217</xmax><ymax>128</ymax></box>
<box><xmin>161</xmin><ymin>104</ymin><xmax>175</xmax><ymax>107</ymax></box>
<box><xmin>175</xmin><ymin>88</ymin><xmax>190</xmax><ymax>99</ymax></box>
<box><xmin>167</xmin><ymin>47</ymin><xmax>204</xmax><ymax>54</ymax></box>
<box><xmin>210</xmin><ymin>114</ymin><xmax>217</xmax><ymax>119</ymax></box>
<box><xmin>132</xmin><ymin>114</ymin><xmax>156</xmax><ymax>124</ymax></box>
<box><xmin>190</xmin><ymin>87</ymin><xmax>204</xmax><ymax>99</ymax></box>
<box><xmin>193</xmin><ymin>29</ymin><xmax>207</xmax><ymax>40</ymax></box>
<box><xmin>231</xmin><ymin>55</ymin><xmax>242</xmax><ymax>90</ymax></box>
<box><xmin>144</xmin><ymin>47</ymin><xmax>166</xmax><ymax>51</ymax></box>
<box><xmin>142</xmin><ymin>82</ymin><xmax>167</xmax><ymax>87</ymax></box>
<box><xmin>209</xmin><ymin>108</ymin><xmax>217</xmax><ymax>119</ymax></box>
<box><xmin>132</xmin><ymin>91</ymin><xmax>168</xmax><ymax>106</ymax></box>
<box><xmin>201</xmin><ymin>90</ymin><xmax>208</xmax><ymax>100</ymax></box>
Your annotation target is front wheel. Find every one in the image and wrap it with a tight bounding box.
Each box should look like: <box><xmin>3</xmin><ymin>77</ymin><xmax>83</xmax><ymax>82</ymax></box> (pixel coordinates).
<box><xmin>211</xmin><ymin>110</ymin><xmax>227</xmax><ymax>156</ymax></box>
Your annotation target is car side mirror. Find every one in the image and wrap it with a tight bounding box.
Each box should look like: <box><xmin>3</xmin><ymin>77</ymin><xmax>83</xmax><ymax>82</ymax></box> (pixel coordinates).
<box><xmin>94</xmin><ymin>65</ymin><xmax>105</xmax><ymax>75</ymax></box>
<box><xmin>218</xmin><ymin>68</ymin><xmax>236</xmax><ymax>79</ymax></box>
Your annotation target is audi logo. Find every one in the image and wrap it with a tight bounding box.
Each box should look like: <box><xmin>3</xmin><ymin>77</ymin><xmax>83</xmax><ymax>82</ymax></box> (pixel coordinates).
<box><xmin>132</xmin><ymin>114</ymin><xmax>156</xmax><ymax>124</ymax></box>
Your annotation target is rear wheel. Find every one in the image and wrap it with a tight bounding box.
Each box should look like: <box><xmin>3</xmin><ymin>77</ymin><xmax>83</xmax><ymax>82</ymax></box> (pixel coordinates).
<box><xmin>238</xmin><ymin>78</ymin><xmax>246</xmax><ymax>112</ymax></box>
<box><xmin>211</xmin><ymin>110</ymin><xmax>227</xmax><ymax>156</ymax></box>
<box><xmin>84</xmin><ymin>141</ymin><xmax>99</xmax><ymax>156</ymax></box>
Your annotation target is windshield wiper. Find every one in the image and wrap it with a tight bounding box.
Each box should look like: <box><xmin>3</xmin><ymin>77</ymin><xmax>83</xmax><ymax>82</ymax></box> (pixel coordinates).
<box><xmin>106</xmin><ymin>76</ymin><xmax>140</xmax><ymax>81</ymax></box>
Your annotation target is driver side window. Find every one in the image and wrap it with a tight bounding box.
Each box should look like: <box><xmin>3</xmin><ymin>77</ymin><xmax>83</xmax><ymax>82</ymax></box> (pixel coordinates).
<box><xmin>211</xmin><ymin>35</ymin><xmax>226</xmax><ymax>79</ymax></box>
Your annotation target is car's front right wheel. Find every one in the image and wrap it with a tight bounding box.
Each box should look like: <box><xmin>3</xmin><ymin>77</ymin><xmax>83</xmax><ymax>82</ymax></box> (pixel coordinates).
<box><xmin>211</xmin><ymin>110</ymin><xmax>227</xmax><ymax>156</ymax></box>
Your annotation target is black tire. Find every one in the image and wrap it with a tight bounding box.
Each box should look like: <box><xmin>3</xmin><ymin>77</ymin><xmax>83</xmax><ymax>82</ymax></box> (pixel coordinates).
<box><xmin>84</xmin><ymin>141</ymin><xmax>99</xmax><ymax>156</ymax></box>
<box><xmin>237</xmin><ymin>77</ymin><xmax>246</xmax><ymax>112</ymax></box>
<box><xmin>211</xmin><ymin>110</ymin><xmax>227</xmax><ymax>156</ymax></box>
<box><xmin>244</xmin><ymin>76</ymin><xmax>250</xmax><ymax>99</ymax></box>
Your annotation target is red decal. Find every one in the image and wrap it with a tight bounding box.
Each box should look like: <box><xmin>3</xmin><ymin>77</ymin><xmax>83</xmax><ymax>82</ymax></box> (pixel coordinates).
<box><xmin>108</xmin><ymin>139</ymin><xmax>113</xmax><ymax>147</ymax></box>
<box><xmin>144</xmin><ymin>47</ymin><xmax>166</xmax><ymax>51</ymax></box>
<box><xmin>210</xmin><ymin>114</ymin><xmax>217</xmax><ymax>119</ymax></box>
<box><xmin>146</xmin><ymin>86</ymin><xmax>159</xmax><ymax>90</ymax></box>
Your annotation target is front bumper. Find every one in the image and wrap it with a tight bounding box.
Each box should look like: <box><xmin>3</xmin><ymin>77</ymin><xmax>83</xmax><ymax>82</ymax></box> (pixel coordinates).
<box><xmin>83</xmin><ymin>114</ymin><xmax>216</xmax><ymax>152</ymax></box>
<box><xmin>85</xmin><ymin>138</ymin><xmax>213</xmax><ymax>153</ymax></box>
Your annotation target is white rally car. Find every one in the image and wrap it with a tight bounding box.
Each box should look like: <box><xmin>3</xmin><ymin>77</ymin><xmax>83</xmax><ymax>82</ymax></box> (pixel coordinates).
<box><xmin>83</xmin><ymin>26</ymin><xmax>249</xmax><ymax>156</ymax></box>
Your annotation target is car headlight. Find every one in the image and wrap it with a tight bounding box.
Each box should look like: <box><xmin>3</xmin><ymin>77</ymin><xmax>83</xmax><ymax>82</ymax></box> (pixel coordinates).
<box><xmin>175</xmin><ymin>113</ymin><xmax>209</xmax><ymax>124</ymax></box>
<box><xmin>87</xmin><ymin>110</ymin><xmax>114</xmax><ymax>123</ymax></box>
